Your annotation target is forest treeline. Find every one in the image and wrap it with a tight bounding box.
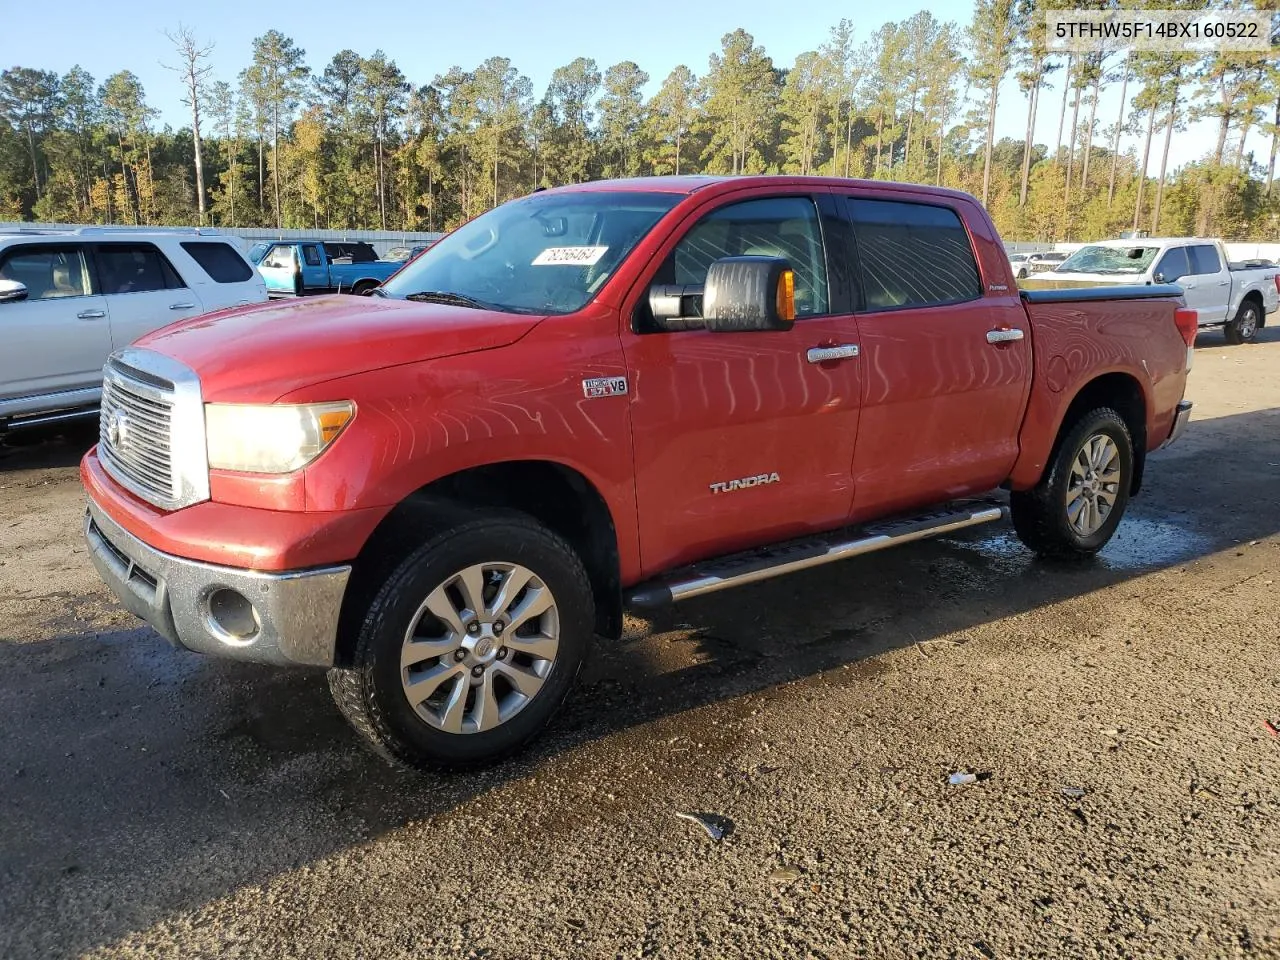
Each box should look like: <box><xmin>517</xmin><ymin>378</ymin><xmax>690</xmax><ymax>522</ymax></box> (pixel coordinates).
<box><xmin>1</xmin><ymin>0</ymin><xmax>1277</xmax><ymax>242</ymax></box>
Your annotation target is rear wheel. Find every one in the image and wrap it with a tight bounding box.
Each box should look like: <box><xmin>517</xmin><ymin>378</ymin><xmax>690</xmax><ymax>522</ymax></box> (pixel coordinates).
<box><xmin>351</xmin><ymin>280</ymin><xmax>378</xmax><ymax>296</ymax></box>
<box><xmin>1011</xmin><ymin>407</ymin><xmax>1134</xmax><ymax>559</ymax></box>
<box><xmin>1224</xmin><ymin>300</ymin><xmax>1260</xmax><ymax>345</ymax></box>
<box><xmin>329</xmin><ymin>511</ymin><xmax>594</xmax><ymax>769</ymax></box>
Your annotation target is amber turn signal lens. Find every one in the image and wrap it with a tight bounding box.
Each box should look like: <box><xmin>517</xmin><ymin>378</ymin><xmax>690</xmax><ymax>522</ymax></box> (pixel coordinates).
<box><xmin>318</xmin><ymin>407</ymin><xmax>353</xmax><ymax>444</ymax></box>
<box><xmin>776</xmin><ymin>268</ymin><xmax>796</xmax><ymax>322</ymax></box>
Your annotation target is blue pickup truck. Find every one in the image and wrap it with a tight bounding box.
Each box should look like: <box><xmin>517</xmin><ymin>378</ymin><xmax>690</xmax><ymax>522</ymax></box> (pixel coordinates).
<box><xmin>248</xmin><ymin>240</ymin><xmax>402</xmax><ymax>297</ymax></box>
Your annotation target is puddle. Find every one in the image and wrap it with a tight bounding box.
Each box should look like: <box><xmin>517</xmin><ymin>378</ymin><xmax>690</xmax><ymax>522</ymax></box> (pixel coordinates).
<box><xmin>1095</xmin><ymin>515</ymin><xmax>1213</xmax><ymax>569</ymax></box>
<box><xmin>951</xmin><ymin>514</ymin><xmax>1212</xmax><ymax>571</ymax></box>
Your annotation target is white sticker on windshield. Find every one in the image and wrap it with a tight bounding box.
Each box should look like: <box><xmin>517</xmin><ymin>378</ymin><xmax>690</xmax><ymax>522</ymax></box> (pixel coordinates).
<box><xmin>532</xmin><ymin>245</ymin><xmax>608</xmax><ymax>266</ymax></box>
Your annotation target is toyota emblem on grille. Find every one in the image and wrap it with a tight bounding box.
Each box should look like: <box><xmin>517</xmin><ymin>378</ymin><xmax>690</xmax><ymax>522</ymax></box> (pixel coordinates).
<box><xmin>107</xmin><ymin>409</ymin><xmax>131</xmax><ymax>449</ymax></box>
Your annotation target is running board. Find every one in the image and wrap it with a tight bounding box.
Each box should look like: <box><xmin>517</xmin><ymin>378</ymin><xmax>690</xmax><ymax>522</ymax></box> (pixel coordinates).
<box><xmin>626</xmin><ymin>500</ymin><xmax>1008</xmax><ymax>608</ymax></box>
<box><xmin>2</xmin><ymin>406</ymin><xmax>99</xmax><ymax>431</ymax></box>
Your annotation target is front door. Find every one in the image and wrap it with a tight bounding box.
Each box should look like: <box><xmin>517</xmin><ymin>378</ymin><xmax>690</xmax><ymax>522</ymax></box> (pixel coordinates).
<box><xmin>622</xmin><ymin>192</ymin><xmax>863</xmax><ymax>574</ymax></box>
<box><xmin>837</xmin><ymin>194</ymin><xmax>1032</xmax><ymax>521</ymax></box>
<box><xmin>258</xmin><ymin>243</ymin><xmax>299</xmax><ymax>296</ymax></box>
<box><xmin>91</xmin><ymin>242</ymin><xmax>201</xmax><ymax>349</ymax></box>
<box><xmin>0</xmin><ymin>243</ymin><xmax>112</xmax><ymax>404</ymax></box>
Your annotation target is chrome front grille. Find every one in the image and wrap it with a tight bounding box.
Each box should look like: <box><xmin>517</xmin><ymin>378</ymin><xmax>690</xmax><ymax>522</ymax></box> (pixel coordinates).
<box><xmin>97</xmin><ymin>348</ymin><xmax>210</xmax><ymax>511</ymax></box>
<box><xmin>100</xmin><ymin>367</ymin><xmax>176</xmax><ymax>503</ymax></box>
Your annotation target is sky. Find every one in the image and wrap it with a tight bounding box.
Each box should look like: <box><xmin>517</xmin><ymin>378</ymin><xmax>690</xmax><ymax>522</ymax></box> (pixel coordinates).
<box><xmin>7</xmin><ymin>0</ymin><xmax>1225</xmax><ymax>175</ymax></box>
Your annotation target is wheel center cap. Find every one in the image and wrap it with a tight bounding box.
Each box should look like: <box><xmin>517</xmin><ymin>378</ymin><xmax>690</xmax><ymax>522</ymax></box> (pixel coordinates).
<box><xmin>473</xmin><ymin>637</ymin><xmax>494</xmax><ymax>658</ymax></box>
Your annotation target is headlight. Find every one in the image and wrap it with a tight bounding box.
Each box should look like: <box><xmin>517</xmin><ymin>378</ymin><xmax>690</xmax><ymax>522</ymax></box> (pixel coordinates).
<box><xmin>205</xmin><ymin>402</ymin><xmax>354</xmax><ymax>474</ymax></box>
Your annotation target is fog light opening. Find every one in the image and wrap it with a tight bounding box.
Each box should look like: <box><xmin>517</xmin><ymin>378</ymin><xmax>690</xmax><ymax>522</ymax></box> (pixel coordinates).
<box><xmin>206</xmin><ymin>588</ymin><xmax>260</xmax><ymax>645</ymax></box>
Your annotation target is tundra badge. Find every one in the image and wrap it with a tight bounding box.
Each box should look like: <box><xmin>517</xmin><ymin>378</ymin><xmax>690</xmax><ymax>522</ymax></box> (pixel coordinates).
<box><xmin>709</xmin><ymin>472</ymin><xmax>781</xmax><ymax>494</ymax></box>
<box><xmin>582</xmin><ymin>377</ymin><xmax>628</xmax><ymax>399</ymax></box>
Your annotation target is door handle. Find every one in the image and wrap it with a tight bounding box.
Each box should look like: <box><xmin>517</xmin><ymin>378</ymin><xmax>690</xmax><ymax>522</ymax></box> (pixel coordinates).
<box><xmin>986</xmin><ymin>328</ymin><xmax>1024</xmax><ymax>344</ymax></box>
<box><xmin>1217</xmin><ymin>280</ymin><xmax>1230</xmax><ymax>286</ymax></box>
<box><xmin>76</xmin><ymin>309</ymin><xmax>105</xmax><ymax>319</ymax></box>
<box><xmin>169</xmin><ymin>302</ymin><xmax>196</xmax><ymax>310</ymax></box>
<box><xmin>806</xmin><ymin>344</ymin><xmax>860</xmax><ymax>363</ymax></box>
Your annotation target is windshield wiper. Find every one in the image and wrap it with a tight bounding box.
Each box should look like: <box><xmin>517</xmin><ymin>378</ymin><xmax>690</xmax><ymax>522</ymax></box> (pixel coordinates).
<box><xmin>402</xmin><ymin>290</ymin><xmax>498</xmax><ymax>310</ymax></box>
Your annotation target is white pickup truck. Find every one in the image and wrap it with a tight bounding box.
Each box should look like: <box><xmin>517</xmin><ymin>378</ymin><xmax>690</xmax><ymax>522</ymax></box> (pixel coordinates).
<box><xmin>1025</xmin><ymin>237</ymin><xmax>1280</xmax><ymax>344</ymax></box>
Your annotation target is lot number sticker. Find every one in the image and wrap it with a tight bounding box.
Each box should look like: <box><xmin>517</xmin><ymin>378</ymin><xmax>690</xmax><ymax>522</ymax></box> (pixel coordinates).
<box><xmin>532</xmin><ymin>246</ymin><xmax>608</xmax><ymax>266</ymax></box>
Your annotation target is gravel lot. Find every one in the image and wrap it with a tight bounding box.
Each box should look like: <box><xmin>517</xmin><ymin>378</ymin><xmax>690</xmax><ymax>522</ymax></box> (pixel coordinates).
<box><xmin>2</xmin><ymin>328</ymin><xmax>1279</xmax><ymax>959</ymax></box>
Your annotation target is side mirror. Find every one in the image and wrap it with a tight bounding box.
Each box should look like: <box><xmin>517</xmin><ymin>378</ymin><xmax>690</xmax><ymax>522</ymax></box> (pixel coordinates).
<box><xmin>646</xmin><ymin>256</ymin><xmax>797</xmax><ymax>333</ymax></box>
<box><xmin>702</xmin><ymin>257</ymin><xmax>796</xmax><ymax>332</ymax></box>
<box><xmin>1153</xmin><ymin>272</ymin><xmax>1166</xmax><ymax>283</ymax></box>
<box><xmin>0</xmin><ymin>279</ymin><xmax>28</xmax><ymax>303</ymax></box>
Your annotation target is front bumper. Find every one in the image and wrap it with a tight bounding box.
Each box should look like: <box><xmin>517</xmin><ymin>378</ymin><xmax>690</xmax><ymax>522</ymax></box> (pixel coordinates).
<box><xmin>84</xmin><ymin>501</ymin><xmax>350</xmax><ymax>666</ymax></box>
<box><xmin>1162</xmin><ymin>400</ymin><xmax>1193</xmax><ymax>448</ymax></box>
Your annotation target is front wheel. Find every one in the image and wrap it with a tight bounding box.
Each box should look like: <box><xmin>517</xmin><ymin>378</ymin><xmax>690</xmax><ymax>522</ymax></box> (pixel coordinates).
<box><xmin>1011</xmin><ymin>408</ymin><xmax>1134</xmax><ymax>559</ymax></box>
<box><xmin>1224</xmin><ymin>300</ymin><xmax>1261</xmax><ymax>345</ymax></box>
<box><xmin>329</xmin><ymin>511</ymin><xmax>594</xmax><ymax>769</ymax></box>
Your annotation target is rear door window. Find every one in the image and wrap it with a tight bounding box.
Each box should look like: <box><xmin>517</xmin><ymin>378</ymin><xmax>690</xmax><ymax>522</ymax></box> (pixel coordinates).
<box><xmin>845</xmin><ymin>199</ymin><xmax>981</xmax><ymax>310</ymax></box>
<box><xmin>180</xmin><ymin>241</ymin><xmax>254</xmax><ymax>283</ymax></box>
<box><xmin>302</xmin><ymin>244</ymin><xmax>323</xmax><ymax>267</ymax></box>
<box><xmin>95</xmin><ymin>243</ymin><xmax>186</xmax><ymax>294</ymax></box>
<box><xmin>1187</xmin><ymin>244</ymin><xmax>1222</xmax><ymax>276</ymax></box>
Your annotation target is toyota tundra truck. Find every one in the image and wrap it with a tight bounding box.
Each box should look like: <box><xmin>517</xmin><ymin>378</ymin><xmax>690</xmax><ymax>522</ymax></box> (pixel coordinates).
<box><xmin>80</xmin><ymin>176</ymin><xmax>1195</xmax><ymax>769</ymax></box>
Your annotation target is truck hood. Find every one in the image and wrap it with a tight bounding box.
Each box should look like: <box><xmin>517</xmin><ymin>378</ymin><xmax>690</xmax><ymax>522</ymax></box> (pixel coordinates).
<box><xmin>135</xmin><ymin>295</ymin><xmax>543</xmax><ymax>402</ymax></box>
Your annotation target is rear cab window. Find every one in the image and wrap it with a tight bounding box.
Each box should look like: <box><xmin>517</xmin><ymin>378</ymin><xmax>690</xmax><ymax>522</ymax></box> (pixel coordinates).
<box><xmin>844</xmin><ymin>198</ymin><xmax>982</xmax><ymax>311</ymax></box>
<box><xmin>180</xmin><ymin>241</ymin><xmax>255</xmax><ymax>283</ymax></box>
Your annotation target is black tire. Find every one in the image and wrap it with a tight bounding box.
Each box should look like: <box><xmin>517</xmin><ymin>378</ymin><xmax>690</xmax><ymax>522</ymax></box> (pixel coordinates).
<box><xmin>351</xmin><ymin>280</ymin><xmax>378</xmax><ymax>296</ymax></box>
<box><xmin>1010</xmin><ymin>407</ymin><xmax>1134</xmax><ymax>560</ymax></box>
<box><xmin>328</xmin><ymin>511</ymin><xmax>594</xmax><ymax>769</ymax></box>
<box><xmin>1224</xmin><ymin>299</ymin><xmax>1261</xmax><ymax>345</ymax></box>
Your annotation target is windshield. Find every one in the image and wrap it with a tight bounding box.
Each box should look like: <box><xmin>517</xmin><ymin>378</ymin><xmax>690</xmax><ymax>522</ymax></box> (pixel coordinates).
<box><xmin>247</xmin><ymin>242</ymin><xmax>269</xmax><ymax>264</ymax></box>
<box><xmin>379</xmin><ymin>191</ymin><xmax>681</xmax><ymax>315</ymax></box>
<box><xmin>1057</xmin><ymin>245</ymin><xmax>1159</xmax><ymax>275</ymax></box>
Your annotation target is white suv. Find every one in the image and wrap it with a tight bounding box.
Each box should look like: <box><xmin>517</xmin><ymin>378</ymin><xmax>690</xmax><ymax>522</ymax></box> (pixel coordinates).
<box><xmin>0</xmin><ymin>228</ymin><xmax>268</xmax><ymax>431</ymax></box>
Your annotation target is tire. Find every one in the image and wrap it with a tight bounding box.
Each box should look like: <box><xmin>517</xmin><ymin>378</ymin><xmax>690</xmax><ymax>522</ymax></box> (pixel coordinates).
<box><xmin>1010</xmin><ymin>407</ymin><xmax>1134</xmax><ymax>560</ymax></box>
<box><xmin>328</xmin><ymin>510</ymin><xmax>594</xmax><ymax>769</ymax></box>
<box><xmin>351</xmin><ymin>280</ymin><xmax>378</xmax><ymax>296</ymax></box>
<box><xmin>1224</xmin><ymin>299</ymin><xmax>1261</xmax><ymax>345</ymax></box>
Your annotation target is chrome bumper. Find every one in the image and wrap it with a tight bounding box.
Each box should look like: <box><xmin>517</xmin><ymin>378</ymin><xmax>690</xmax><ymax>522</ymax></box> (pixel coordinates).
<box><xmin>1162</xmin><ymin>400</ymin><xmax>1193</xmax><ymax>448</ymax></box>
<box><xmin>84</xmin><ymin>502</ymin><xmax>350</xmax><ymax>666</ymax></box>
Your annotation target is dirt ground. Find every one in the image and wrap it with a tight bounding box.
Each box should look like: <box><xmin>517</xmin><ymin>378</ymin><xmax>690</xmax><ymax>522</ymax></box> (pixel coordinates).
<box><xmin>2</xmin><ymin>327</ymin><xmax>1279</xmax><ymax>960</ymax></box>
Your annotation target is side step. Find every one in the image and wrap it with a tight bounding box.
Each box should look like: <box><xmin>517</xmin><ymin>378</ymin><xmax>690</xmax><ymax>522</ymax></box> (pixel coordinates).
<box><xmin>626</xmin><ymin>500</ymin><xmax>1008</xmax><ymax>608</ymax></box>
<box><xmin>2</xmin><ymin>406</ymin><xmax>99</xmax><ymax>432</ymax></box>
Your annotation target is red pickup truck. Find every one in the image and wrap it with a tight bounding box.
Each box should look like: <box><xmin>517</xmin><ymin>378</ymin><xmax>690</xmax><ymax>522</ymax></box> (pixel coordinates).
<box><xmin>81</xmin><ymin>176</ymin><xmax>1195</xmax><ymax>768</ymax></box>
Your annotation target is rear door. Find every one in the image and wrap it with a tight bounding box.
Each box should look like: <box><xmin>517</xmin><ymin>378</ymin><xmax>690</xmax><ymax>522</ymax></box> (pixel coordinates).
<box><xmin>299</xmin><ymin>243</ymin><xmax>329</xmax><ymax>291</ymax></box>
<box><xmin>837</xmin><ymin>194</ymin><xmax>1032</xmax><ymax>521</ymax></box>
<box><xmin>621</xmin><ymin>190</ymin><xmax>864</xmax><ymax>573</ymax></box>
<box><xmin>1185</xmin><ymin>243</ymin><xmax>1230</xmax><ymax>324</ymax></box>
<box><xmin>91</xmin><ymin>242</ymin><xmax>200</xmax><ymax>349</ymax></box>
<box><xmin>0</xmin><ymin>242</ymin><xmax>112</xmax><ymax>404</ymax></box>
